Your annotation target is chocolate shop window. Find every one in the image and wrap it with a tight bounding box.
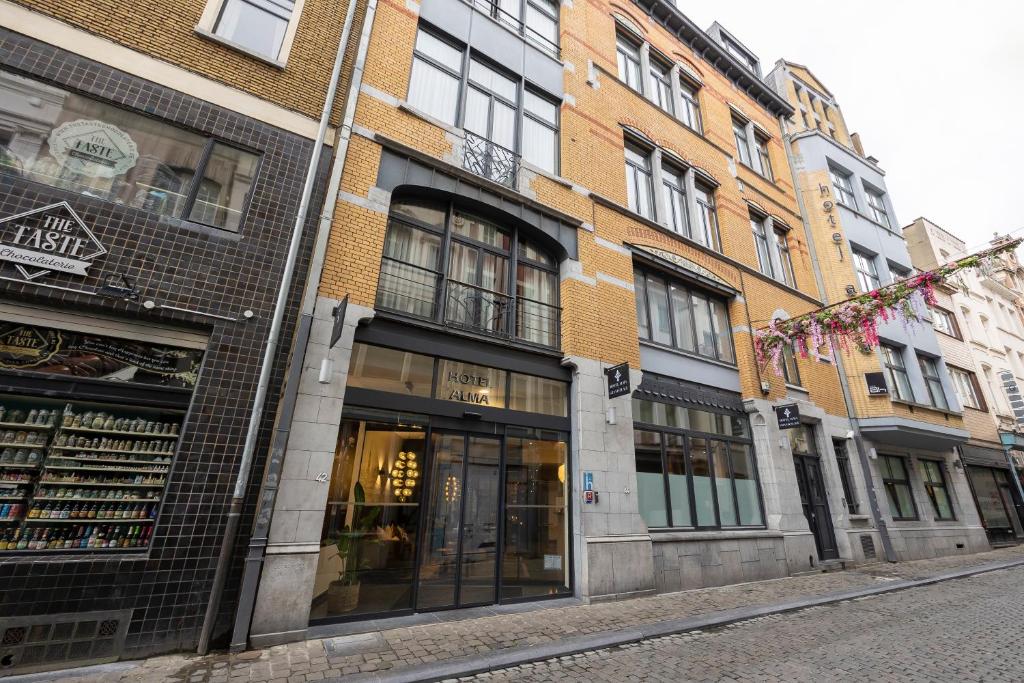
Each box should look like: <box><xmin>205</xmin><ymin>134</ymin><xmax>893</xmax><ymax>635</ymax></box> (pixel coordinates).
<box><xmin>0</xmin><ymin>69</ymin><xmax>260</xmax><ymax>232</ymax></box>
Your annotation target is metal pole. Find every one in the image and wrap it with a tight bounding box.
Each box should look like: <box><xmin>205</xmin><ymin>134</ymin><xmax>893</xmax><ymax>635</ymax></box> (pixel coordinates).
<box><xmin>196</xmin><ymin>10</ymin><xmax>354</xmax><ymax>654</ymax></box>
<box><xmin>777</xmin><ymin>111</ymin><xmax>896</xmax><ymax>563</ymax></box>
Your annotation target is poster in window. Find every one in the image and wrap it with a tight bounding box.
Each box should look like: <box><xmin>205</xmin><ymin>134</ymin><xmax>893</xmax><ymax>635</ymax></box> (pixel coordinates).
<box><xmin>47</xmin><ymin>119</ymin><xmax>139</xmax><ymax>178</ymax></box>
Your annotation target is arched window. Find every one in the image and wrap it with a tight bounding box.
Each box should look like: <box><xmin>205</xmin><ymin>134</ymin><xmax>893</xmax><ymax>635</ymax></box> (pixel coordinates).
<box><xmin>376</xmin><ymin>197</ymin><xmax>561</xmax><ymax>348</ymax></box>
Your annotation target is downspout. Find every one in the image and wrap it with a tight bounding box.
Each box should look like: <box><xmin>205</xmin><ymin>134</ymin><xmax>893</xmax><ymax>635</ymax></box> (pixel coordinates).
<box><xmin>196</xmin><ymin>5</ymin><xmax>359</xmax><ymax>655</ymax></box>
<box><xmin>777</xmin><ymin>112</ymin><xmax>896</xmax><ymax>563</ymax></box>
<box><xmin>227</xmin><ymin>0</ymin><xmax>379</xmax><ymax>653</ymax></box>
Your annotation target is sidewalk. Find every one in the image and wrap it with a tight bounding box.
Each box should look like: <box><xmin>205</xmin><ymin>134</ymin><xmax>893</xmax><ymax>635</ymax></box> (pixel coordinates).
<box><xmin>21</xmin><ymin>545</ymin><xmax>1024</xmax><ymax>683</ymax></box>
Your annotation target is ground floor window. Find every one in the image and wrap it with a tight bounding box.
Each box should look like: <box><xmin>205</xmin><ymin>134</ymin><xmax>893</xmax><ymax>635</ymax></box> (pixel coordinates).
<box><xmin>632</xmin><ymin>398</ymin><xmax>762</xmax><ymax>529</ymax></box>
<box><xmin>967</xmin><ymin>465</ymin><xmax>1020</xmax><ymax>533</ymax></box>
<box><xmin>920</xmin><ymin>459</ymin><xmax>955</xmax><ymax>520</ymax></box>
<box><xmin>311</xmin><ymin>412</ymin><xmax>569</xmax><ymax>621</ymax></box>
<box><xmin>879</xmin><ymin>455</ymin><xmax>917</xmax><ymax>521</ymax></box>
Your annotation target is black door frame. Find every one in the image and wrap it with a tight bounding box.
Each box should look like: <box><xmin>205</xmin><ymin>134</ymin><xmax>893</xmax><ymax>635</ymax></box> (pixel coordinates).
<box><xmin>414</xmin><ymin>429</ymin><xmax>503</xmax><ymax>612</ymax></box>
<box><xmin>793</xmin><ymin>452</ymin><xmax>839</xmax><ymax>561</ymax></box>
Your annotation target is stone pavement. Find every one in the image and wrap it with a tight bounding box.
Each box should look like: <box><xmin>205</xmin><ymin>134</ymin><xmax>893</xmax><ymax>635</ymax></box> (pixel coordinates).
<box><xmin>21</xmin><ymin>545</ymin><xmax>1024</xmax><ymax>683</ymax></box>
<box><xmin>475</xmin><ymin>563</ymin><xmax>1024</xmax><ymax>682</ymax></box>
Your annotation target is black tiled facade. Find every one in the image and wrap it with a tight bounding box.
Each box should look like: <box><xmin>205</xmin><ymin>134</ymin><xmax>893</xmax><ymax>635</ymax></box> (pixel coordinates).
<box><xmin>0</xmin><ymin>29</ymin><xmax>327</xmax><ymax>656</ymax></box>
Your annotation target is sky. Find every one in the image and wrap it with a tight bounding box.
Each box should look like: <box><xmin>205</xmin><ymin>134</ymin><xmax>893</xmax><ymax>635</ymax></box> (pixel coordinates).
<box><xmin>681</xmin><ymin>0</ymin><xmax>1024</xmax><ymax>257</ymax></box>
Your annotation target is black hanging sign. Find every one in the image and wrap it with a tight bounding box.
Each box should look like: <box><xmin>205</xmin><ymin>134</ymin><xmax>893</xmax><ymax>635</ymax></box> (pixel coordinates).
<box><xmin>775</xmin><ymin>403</ymin><xmax>801</xmax><ymax>430</ymax></box>
<box><xmin>605</xmin><ymin>362</ymin><xmax>631</xmax><ymax>399</ymax></box>
<box><xmin>865</xmin><ymin>372</ymin><xmax>889</xmax><ymax>396</ymax></box>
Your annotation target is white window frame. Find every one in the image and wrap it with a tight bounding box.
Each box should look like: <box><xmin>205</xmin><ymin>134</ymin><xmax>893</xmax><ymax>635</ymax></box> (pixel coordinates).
<box><xmin>949</xmin><ymin>366</ymin><xmax>981</xmax><ymax>410</ymax></box>
<box><xmin>864</xmin><ymin>184</ymin><xmax>891</xmax><ymax>228</ymax></box>
<box><xmin>829</xmin><ymin>165</ymin><xmax>857</xmax><ymax>208</ymax></box>
<box><xmin>852</xmin><ymin>248</ymin><xmax>881</xmax><ymax>292</ymax></box>
<box><xmin>197</xmin><ymin>0</ymin><xmax>306</xmax><ymax>65</ymax></box>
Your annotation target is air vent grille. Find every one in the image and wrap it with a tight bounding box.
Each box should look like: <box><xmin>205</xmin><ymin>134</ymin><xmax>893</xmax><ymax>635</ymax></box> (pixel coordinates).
<box><xmin>860</xmin><ymin>534</ymin><xmax>876</xmax><ymax>560</ymax></box>
<box><xmin>0</xmin><ymin>610</ymin><xmax>130</xmax><ymax>675</ymax></box>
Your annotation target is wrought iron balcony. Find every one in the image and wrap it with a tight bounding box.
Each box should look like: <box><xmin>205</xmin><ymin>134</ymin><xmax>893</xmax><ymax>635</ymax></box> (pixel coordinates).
<box><xmin>467</xmin><ymin>0</ymin><xmax>560</xmax><ymax>58</ymax></box>
<box><xmin>462</xmin><ymin>131</ymin><xmax>520</xmax><ymax>190</ymax></box>
<box><xmin>376</xmin><ymin>266</ymin><xmax>561</xmax><ymax>349</ymax></box>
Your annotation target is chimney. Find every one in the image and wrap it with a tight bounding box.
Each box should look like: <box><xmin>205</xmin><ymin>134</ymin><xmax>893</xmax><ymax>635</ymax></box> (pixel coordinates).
<box><xmin>850</xmin><ymin>132</ymin><xmax>866</xmax><ymax>157</ymax></box>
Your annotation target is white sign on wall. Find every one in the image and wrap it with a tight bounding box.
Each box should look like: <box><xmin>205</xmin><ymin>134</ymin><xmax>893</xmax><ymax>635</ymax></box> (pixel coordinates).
<box><xmin>0</xmin><ymin>202</ymin><xmax>107</xmax><ymax>281</ymax></box>
<box><xmin>47</xmin><ymin>119</ymin><xmax>139</xmax><ymax>178</ymax></box>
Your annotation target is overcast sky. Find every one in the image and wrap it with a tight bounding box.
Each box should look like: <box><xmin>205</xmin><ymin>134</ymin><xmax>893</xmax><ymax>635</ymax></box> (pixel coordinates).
<box><xmin>682</xmin><ymin>1</ymin><xmax>1023</xmax><ymax>258</ymax></box>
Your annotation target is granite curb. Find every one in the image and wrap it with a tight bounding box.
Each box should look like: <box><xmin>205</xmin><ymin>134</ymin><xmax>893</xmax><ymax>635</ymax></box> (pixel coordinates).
<box><xmin>333</xmin><ymin>556</ymin><xmax>1024</xmax><ymax>683</ymax></box>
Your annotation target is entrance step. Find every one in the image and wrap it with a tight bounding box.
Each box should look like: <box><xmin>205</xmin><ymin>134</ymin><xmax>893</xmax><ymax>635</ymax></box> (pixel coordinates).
<box><xmin>791</xmin><ymin>559</ymin><xmax>851</xmax><ymax>577</ymax></box>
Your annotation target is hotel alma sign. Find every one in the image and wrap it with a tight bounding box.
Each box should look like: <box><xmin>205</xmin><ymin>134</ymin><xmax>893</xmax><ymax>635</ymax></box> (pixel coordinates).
<box><xmin>0</xmin><ymin>202</ymin><xmax>106</xmax><ymax>281</ymax></box>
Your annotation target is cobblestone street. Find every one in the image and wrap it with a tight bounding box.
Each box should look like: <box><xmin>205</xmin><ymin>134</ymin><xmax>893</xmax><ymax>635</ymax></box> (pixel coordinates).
<box><xmin>476</xmin><ymin>564</ymin><xmax>1024</xmax><ymax>682</ymax></box>
<box><xmin>19</xmin><ymin>545</ymin><xmax>1024</xmax><ymax>683</ymax></box>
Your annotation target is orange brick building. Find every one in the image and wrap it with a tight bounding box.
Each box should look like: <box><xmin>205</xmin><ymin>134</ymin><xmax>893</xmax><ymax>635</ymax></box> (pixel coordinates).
<box><xmin>247</xmin><ymin>0</ymin><xmax>861</xmax><ymax>646</ymax></box>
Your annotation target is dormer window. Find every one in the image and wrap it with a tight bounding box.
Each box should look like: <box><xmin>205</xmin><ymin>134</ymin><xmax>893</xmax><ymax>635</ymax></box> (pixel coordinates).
<box><xmin>721</xmin><ymin>35</ymin><xmax>757</xmax><ymax>74</ymax></box>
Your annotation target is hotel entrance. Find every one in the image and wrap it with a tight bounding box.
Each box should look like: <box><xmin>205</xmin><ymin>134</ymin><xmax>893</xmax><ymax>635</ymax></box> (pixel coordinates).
<box><xmin>309</xmin><ymin>336</ymin><xmax>571</xmax><ymax>624</ymax></box>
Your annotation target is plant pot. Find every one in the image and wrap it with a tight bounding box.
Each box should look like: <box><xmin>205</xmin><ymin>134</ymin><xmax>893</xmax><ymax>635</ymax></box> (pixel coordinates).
<box><xmin>327</xmin><ymin>580</ymin><xmax>360</xmax><ymax>613</ymax></box>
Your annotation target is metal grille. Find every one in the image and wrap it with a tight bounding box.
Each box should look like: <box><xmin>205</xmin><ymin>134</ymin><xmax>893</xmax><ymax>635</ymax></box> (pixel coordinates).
<box><xmin>860</xmin><ymin>534</ymin><xmax>876</xmax><ymax>560</ymax></box>
<box><xmin>0</xmin><ymin>610</ymin><xmax>130</xmax><ymax>675</ymax></box>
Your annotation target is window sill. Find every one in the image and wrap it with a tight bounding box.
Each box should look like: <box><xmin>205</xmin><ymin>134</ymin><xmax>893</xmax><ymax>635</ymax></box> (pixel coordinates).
<box><xmin>785</xmin><ymin>383</ymin><xmax>807</xmax><ymax>394</ymax></box>
<box><xmin>639</xmin><ymin>339</ymin><xmax>737</xmax><ymax>370</ymax></box>
<box><xmin>649</xmin><ymin>528</ymin><xmax>776</xmax><ymax>542</ymax></box>
<box><xmin>736</xmin><ymin>161</ymin><xmax>777</xmax><ymax>189</ymax></box>
<box><xmin>835</xmin><ymin>202</ymin><xmax>899</xmax><ymax>235</ymax></box>
<box><xmin>194</xmin><ymin>26</ymin><xmax>287</xmax><ymax>69</ymax></box>
<box><xmin>889</xmin><ymin>398</ymin><xmax>962</xmax><ymax>418</ymax></box>
<box><xmin>847</xmin><ymin>514</ymin><xmax>870</xmax><ymax>521</ymax></box>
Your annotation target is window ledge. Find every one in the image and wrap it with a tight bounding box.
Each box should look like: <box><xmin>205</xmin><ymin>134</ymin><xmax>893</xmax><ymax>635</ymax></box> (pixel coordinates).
<box><xmin>786</xmin><ymin>383</ymin><xmax>808</xmax><ymax>395</ymax></box>
<box><xmin>836</xmin><ymin>202</ymin><xmax>898</xmax><ymax>235</ymax></box>
<box><xmin>889</xmin><ymin>398</ymin><xmax>963</xmax><ymax>418</ymax></box>
<box><xmin>194</xmin><ymin>26</ymin><xmax>287</xmax><ymax>69</ymax></box>
<box><xmin>847</xmin><ymin>514</ymin><xmax>871</xmax><ymax>521</ymax></box>
<box><xmin>736</xmin><ymin>161</ymin><xmax>778</xmax><ymax>189</ymax></box>
<box><xmin>649</xmin><ymin>528</ymin><xmax>776</xmax><ymax>542</ymax></box>
<box><xmin>639</xmin><ymin>339</ymin><xmax>738</xmax><ymax>370</ymax></box>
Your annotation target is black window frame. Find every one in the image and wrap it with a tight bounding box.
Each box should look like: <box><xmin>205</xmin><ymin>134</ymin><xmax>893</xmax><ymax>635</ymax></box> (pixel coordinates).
<box><xmin>917</xmin><ymin>354</ymin><xmax>949</xmax><ymax>411</ymax></box>
<box><xmin>375</xmin><ymin>197</ymin><xmax>562</xmax><ymax>349</ymax></box>
<box><xmin>634</xmin><ymin>267</ymin><xmax>736</xmax><ymax>365</ymax></box>
<box><xmin>864</xmin><ymin>184</ymin><xmax>891</xmax><ymax>228</ymax></box>
<box><xmin>632</xmin><ymin>400</ymin><xmax>764</xmax><ymax>530</ymax></box>
<box><xmin>920</xmin><ymin>459</ymin><xmax>956</xmax><ymax>521</ymax></box>
<box><xmin>881</xmin><ymin>343</ymin><xmax>914</xmax><ymax>402</ymax></box>
<box><xmin>829</xmin><ymin>165</ymin><xmax>857</xmax><ymax>208</ymax></box>
<box><xmin>879</xmin><ymin>454</ymin><xmax>918</xmax><ymax>521</ymax></box>
<box><xmin>471</xmin><ymin>0</ymin><xmax>561</xmax><ymax>57</ymax></box>
<box><xmin>831</xmin><ymin>438</ymin><xmax>859</xmax><ymax>514</ymax></box>
<box><xmin>406</xmin><ymin>25</ymin><xmax>561</xmax><ymax>173</ymax></box>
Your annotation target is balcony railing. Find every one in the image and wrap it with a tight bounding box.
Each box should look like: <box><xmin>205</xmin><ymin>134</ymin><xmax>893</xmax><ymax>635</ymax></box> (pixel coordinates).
<box><xmin>376</xmin><ymin>266</ymin><xmax>561</xmax><ymax>349</ymax></box>
<box><xmin>462</xmin><ymin>131</ymin><xmax>520</xmax><ymax>190</ymax></box>
<box><xmin>468</xmin><ymin>0</ymin><xmax>560</xmax><ymax>59</ymax></box>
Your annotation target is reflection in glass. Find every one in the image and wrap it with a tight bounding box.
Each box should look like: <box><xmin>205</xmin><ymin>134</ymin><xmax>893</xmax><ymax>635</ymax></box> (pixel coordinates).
<box><xmin>634</xmin><ymin>430</ymin><xmax>667</xmax><ymax>528</ymax></box>
<box><xmin>377</xmin><ymin>219</ymin><xmax>442</xmax><ymax>317</ymax></box>
<box><xmin>730</xmin><ymin>443</ymin><xmax>762</xmax><ymax>525</ymax></box>
<box><xmin>459</xmin><ymin>437</ymin><xmax>501</xmax><ymax>605</ymax></box>
<box><xmin>417</xmin><ymin>433</ymin><xmax>465</xmax><ymax>610</ymax></box>
<box><xmin>185</xmin><ymin>141</ymin><xmax>259</xmax><ymax>231</ymax></box>
<box><xmin>690</xmin><ymin>437</ymin><xmax>716</xmax><ymax>526</ymax></box>
<box><xmin>435</xmin><ymin>360</ymin><xmax>507</xmax><ymax>408</ymax></box>
<box><xmin>313</xmin><ymin>419</ymin><xmax>424</xmax><ymax>619</ymax></box>
<box><xmin>214</xmin><ymin>0</ymin><xmax>294</xmax><ymax>59</ymax></box>
<box><xmin>502</xmin><ymin>430</ymin><xmax>569</xmax><ymax>599</ymax></box>
<box><xmin>666</xmin><ymin>434</ymin><xmax>690</xmax><ymax>527</ymax></box>
<box><xmin>712</xmin><ymin>441</ymin><xmax>736</xmax><ymax>525</ymax></box>
<box><xmin>347</xmin><ymin>343</ymin><xmax>434</xmax><ymax>396</ymax></box>
<box><xmin>508</xmin><ymin>373</ymin><xmax>567</xmax><ymax>417</ymax></box>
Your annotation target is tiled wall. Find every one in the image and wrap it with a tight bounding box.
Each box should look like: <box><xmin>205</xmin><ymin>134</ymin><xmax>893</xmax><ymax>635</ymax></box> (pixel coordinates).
<box><xmin>0</xmin><ymin>29</ymin><xmax>327</xmax><ymax>657</ymax></box>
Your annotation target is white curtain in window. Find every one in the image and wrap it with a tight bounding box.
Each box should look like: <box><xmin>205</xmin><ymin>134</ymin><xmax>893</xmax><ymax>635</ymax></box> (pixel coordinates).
<box><xmin>522</xmin><ymin>118</ymin><xmax>556</xmax><ymax>173</ymax></box>
<box><xmin>409</xmin><ymin>60</ymin><xmax>460</xmax><ymax>125</ymax></box>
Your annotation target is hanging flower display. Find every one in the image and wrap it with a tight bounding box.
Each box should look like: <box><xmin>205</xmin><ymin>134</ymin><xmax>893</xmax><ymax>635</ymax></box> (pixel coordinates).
<box><xmin>755</xmin><ymin>239</ymin><xmax>1023</xmax><ymax>376</ymax></box>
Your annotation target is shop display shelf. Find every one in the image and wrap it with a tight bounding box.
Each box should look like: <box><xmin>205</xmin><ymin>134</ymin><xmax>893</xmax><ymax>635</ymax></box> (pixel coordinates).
<box><xmin>0</xmin><ymin>545</ymin><xmax>150</xmax><ymax>553</ymax></box>
<box><xmin>0</xmin><ymin>442</ymin><xmax>47</xmax><ymax>449</ymax></box>
<box><xmin>46</xmin><ymin>456</ymin><xmax>170</xmax><ymax>467</ymax></box>
<box><xmin>0</xmin><ymin>479</ymin><xmax>33</xmax><ymax>485</ymax></box>
<box><xmin>0</xmin><ymin>463</ymin><xmax>41</xmax><ymax>470</ymax></box>
<box><xmin>33</xmin><ymin>496</ymin><xmax>160</xmax><ymax>503</ymax></box>
<box><xmin>44</xmin><ymin>465</ymin><xmax>168</xmax><ymax>475</ymax></box>
<box><xmin>0</xmin><ymin>517</ymin><xmax>23</xmax><ymax>523</ymax></box>
<box><xmin>0</xmin><ymin>422</ymin><xmax>54</xmax><ymax>431</ymax></box>
<box><xmin>25</xmin><ymin>517</ymin><xmax>154</xmax><ymax>524</ymax></box>
<box><xmin>58</xmin><ymin>425</ymin><xmax>179</xmax><ymax>440</ymax></box>
<box><xmin>38</xmin><ymin>480</ymin><xmax>165</xmax><ymax>488</ymax></box>
<box><xmin>50</xmin><ymin>446</ymin><xmax>174</xmax><ymax>456</ymax></box>
<box><xmin>0</xmin><ymin>495</ymin><xmax>27</xmax><ymax>501</ymax></box>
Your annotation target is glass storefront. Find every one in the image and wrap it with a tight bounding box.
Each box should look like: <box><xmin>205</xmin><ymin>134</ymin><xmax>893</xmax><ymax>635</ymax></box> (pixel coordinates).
<box><xmin>310</xmin><ymin>342</ymin><xmax>570</xmax><ymax>622</ymax></box>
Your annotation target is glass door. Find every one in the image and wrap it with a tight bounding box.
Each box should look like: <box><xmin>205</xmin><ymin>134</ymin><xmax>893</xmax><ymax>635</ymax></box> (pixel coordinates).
<box><xmin>416</xmin><ymin>432</ymin><xmax>501</xmax><ymax>610</ymax></box>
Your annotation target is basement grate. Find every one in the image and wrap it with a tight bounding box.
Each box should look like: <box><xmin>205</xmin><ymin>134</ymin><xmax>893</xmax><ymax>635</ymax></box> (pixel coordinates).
<box><xmin>0</xmin><ymin>610</ymin><xmax>131</xmax><ymax>675</ymax></box>
<box><xmin>860</xmin><ymin>534</ymin><xmax>876</xmax><ymax>560</ymax></box>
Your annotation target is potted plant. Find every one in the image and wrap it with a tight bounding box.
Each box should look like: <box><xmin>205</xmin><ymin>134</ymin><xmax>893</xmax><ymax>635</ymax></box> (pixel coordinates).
<box><xmin>326</xmin><ymin>483</ymin><xmax>381</xmax><ymax>613</ymax></box>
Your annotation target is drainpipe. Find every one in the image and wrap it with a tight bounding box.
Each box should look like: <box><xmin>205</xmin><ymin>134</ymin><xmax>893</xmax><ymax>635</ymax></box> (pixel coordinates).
<box><xmin>777</xmin><ymin>112</ymin><xmax>896</xmax><ymax>563</ymax></box>
<box><xmin>196</xmin><ymin>5</ymin><xmax>359</xmax><ymax>655</ymax></box>
<box><xmin>226</xmin><ymin>0</ymin><xmax>379</xmax><ymax>653</ymax></box>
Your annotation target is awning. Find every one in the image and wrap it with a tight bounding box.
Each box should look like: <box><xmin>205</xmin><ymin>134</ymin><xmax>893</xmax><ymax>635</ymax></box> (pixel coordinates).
<box><xmin>635</xmin><ymin>373</ymin><xmax>745</xmax><ymax>415</ymax></box>
<box><xmin>858</xmin><ymin>416</ymin><xmax>969</xmax><ymax>451</ymax></box>
<box><xmin>960</xmin><ymin>444</ymin><xmax>1010</xmax><ymax>469</ymax></box>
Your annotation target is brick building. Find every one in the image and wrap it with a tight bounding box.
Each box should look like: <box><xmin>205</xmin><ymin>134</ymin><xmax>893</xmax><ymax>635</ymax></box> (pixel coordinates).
<box><xmin>905</xmin><ymin>220</ymin><xmax>1024</xmax><ymax>545</ymax></box>
<box><xmin>766</xmin><ymin>61</ymin><xmax>989</xmax><ymax>562</ymax></box>
<box><xmin>0</xmin><ymin>0</ymin><xmax>359</xmax><ymax>672</ymax></box>
<box><xmin>242</xmin><ymin>0</ymin><xmax>856</xmax><ymax>648</ymax></box>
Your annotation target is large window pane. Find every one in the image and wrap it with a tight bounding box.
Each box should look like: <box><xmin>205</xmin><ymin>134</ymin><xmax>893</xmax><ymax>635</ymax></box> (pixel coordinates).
<box><xmin>710</xmin><ymin>299</ymin><xmax>734</xmax><ymax>363</ymax></box>
<box><xmin>730</xmin><ymin>443</ymin><xmax>761</xmax><ymax>525</ymax></box>
<box><xmin>377</xmin><ymin>220</ymin><xmax>441</xmax><ymax>317</ymax></box>
<box><xmin>646</xmin><ymin>277</ymin><xmax>673</xmax><ymax>346</ymax></box>
<box><xmin>690</xmin><ymin>437</ymin><xmax>716</xmax><ymax>526</ymax></box>
<box><xmin>522</xmin><ymin>117</ymin><xmax>556</xmax><ymax>173</ymax></box>
<box><xmin>517</xmin><ymin>264</ymin><xmax>558</xmax><ymax>346</ymax></box>
<box><xmin>525</xmin><ymin>2</ymin><xmax>558</xmax><ymax>49</ymax></box>
<box><xmin>453</xmin><ymin>213</ymin><xmax>511</xmax><ymax>250</ymax></box>
<box><xmin>635</xmin><ymin>272</ymin><xmax>650</xmax><ymax>340</ymax></box>
<box><xmin>414</xmin><ymin>29</ymin><xmax>463</xmax><ymax>70</ymax></box>
<box><xmin>214</xmin><ymin>0</ymin><xmax>293</xmax><ymax>59</ymax></box>
<box><xmin>347</xmin><ymin>343</ymin><xmax>434</xmax><ymax>396</ymax></box>
<box><xmin>509</xmin><ymin>373</ymin><xmax>567</xmax><ymax>416</ymax></box>
<box><xmin>503</xmin><ymin>432</ymin><xmax>569</xmax><ymax>599</ymax></box>
<box><xmin>634</xmin><ymin>430</ymin><xmax>667</xmax><ymax>528</ymax></box>
<box><xmin>669</xmin><ymin>284</ymin><xmax>696</xmax><ymax>352</ymax></box>
<box><xmin>469</xmin><ymin>60</ymin><xmax>517</xmax><ymax>102</ymax></box>
<box><xmin>408</xmin><ymin>59</ymin><xmax>460</xmax><ymax>125</ymax></box>
<box><xmin>186</xmin><ymin>142</ymin><xmax>259</xmax><ymax>231</ymax></box>
<box><xmin>665</xmin><ymin>434</ymin><xmax>690</xmax><ymax>527</ymax></box>
<box><xmin>313</xmin><ymin>419</ymin><xmax>424</xmax><ymax>619</ymax></box>
<box><xmin>711</xmin><ymin>441</ymin><xmax>736</xmax><ymax>525</ymax></box>
<box><xmin>691</xmin><ymin>292</ymin><xmax>715</xmax><ymax>358</ymax></box>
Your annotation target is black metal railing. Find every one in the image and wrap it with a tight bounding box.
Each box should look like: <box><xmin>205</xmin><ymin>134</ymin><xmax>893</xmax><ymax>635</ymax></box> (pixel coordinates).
<box><xmin>444</xmin><ymin>280</ymin><xmax>512</xmax><ymax>336</ymax></box>
<box><xmin>468</xmin><ymin>0</ymin><xmax>560</xmax><ymax>58</ymax></box>
<box><xmin>462</xmin><ymin>131</ymin><xmax>520</xmax><ymax>189</ymax></box>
